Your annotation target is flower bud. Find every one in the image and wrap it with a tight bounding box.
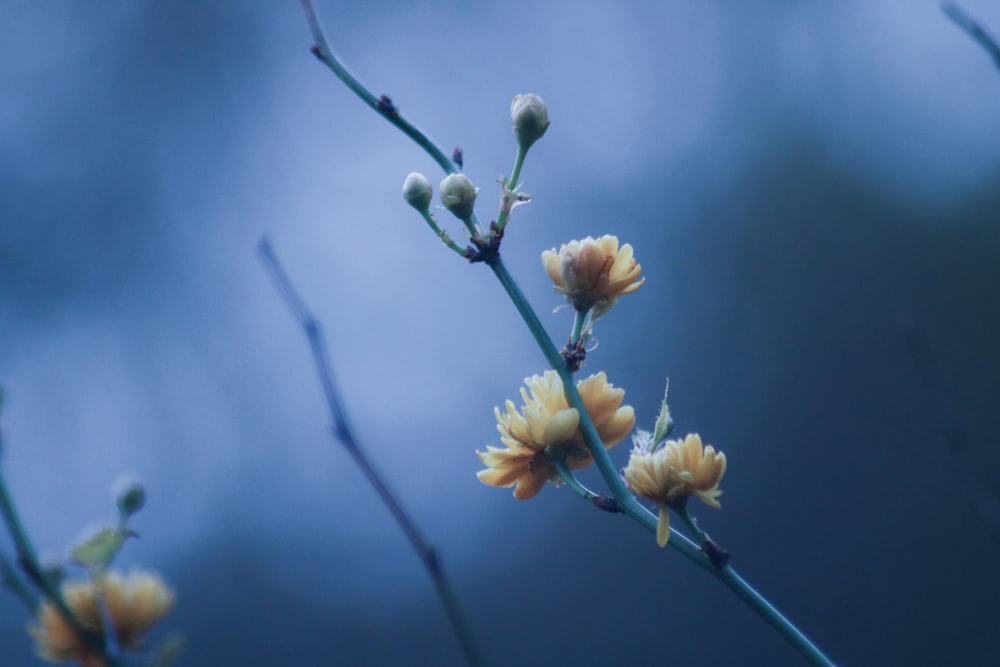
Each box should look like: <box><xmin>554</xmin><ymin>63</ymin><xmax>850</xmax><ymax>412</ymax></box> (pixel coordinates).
<box><xmin>439</xmin><ymin>173</ymin><xmax>479</xmax><ymax>221</ymax></box>
<box><xmin>402</xmin><ymin>172</ymin><xmax>433</xmax><ymax>214</ymax></box>
<box><xmin>114</xmin><ymin>476</ymin><xmax>146</xmax><ymax>519</ymax></box>
<box><xmin>511</xmin><ymin>94</ymin><xmax>549</xmax><ymax>151</ymax></box>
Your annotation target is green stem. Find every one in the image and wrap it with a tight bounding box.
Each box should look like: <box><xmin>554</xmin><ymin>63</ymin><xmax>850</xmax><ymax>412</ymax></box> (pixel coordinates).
<box><xmin>457</xmin><ymin>215</ymin><xmax>481</xmax><ymax>242</ymax></box>
<box><xmin>420</xmin><ymin>211</ymin><xmax>467</xmax><ymax>256</ymax></box>
<box><xmin>93</xmin><ymin>576</ymin><xmax>120</xmax><ymax>661</ymax></box>
<box><xmin>301</xmin><ymin>1</ymin><xmax>457</xmax><ymax>177</ymax></box>
<box><xmin>570</xmin><ymin>309</ymin><xmax>587</xmax><ymax>345</ymax></box>
<box><xmin>0</xmin><ymin>554</ymin><xmax>39</xmax><ymax>611</ymax></box>
<box><xmin>549</xmin><ymin>458</ymin><xmax>602</xmax><ymax>505</ymax></box>
<box><xmin>675</xmin><ymin>499</ymin><xmax>707</xmax><ymax>546</ymax></box>
<box><xmin>495</xmin><ymin>145</ymin><xmax>528</xmax><ymax>234</ymax></box>
<box><xmin>301</xmin><ymin>0</ymin><xmax>489</xmax><ymax>243</ymax></box>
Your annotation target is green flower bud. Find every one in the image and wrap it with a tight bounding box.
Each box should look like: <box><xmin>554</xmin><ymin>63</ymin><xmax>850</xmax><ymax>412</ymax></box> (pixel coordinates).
<box><xmin>439</xmin><ymin>173</ymin><xmax>478</xmax><ymax>221</ymax></box>
<box><xmin>114</xmin><ymin>477</ymin><xmax>146</xmax><ymax>519</ymax></box>
<box><xmin>511</xmin><ymin>94</ymin><xmax>549</xmax><ymax>151</ymax></box>
<box><xmin>402</xmin><ymin>172</ymin><xmax>433</xmax><ymax>214</ymax></box>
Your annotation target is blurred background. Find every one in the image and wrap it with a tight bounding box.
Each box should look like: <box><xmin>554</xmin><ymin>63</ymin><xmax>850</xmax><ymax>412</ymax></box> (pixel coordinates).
<box><xmin>2</xmin><ymin>1</ymin><xmax>999</xmax><ymax>665</ymax></box>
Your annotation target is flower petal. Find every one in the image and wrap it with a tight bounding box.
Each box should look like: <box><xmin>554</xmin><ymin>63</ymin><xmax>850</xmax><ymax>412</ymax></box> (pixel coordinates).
<box><xmin>656</xmin><ymin>505</ymin><xmax>672</xmax><ymax>547</ymax></box>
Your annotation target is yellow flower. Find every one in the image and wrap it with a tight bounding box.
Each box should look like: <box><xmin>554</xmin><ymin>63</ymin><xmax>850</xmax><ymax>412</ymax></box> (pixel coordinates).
<box><xmin>623</xmin><ymin>433</ymin><xmax>726</xmax><ymax>547</ymax></box>
<box><xmin>476</xmin><ymin>370</ymin><xmax>635</xmax><ymax>499</ymax></box>
<box><xmin>29</xmin><ymin>570</ymin><xmax>174</xmax><ymax>666</ymax></box>
<box><xmin>541</xmin><ymin>235</ymin><xmax>644</xmax><ymax>314</ymax></box>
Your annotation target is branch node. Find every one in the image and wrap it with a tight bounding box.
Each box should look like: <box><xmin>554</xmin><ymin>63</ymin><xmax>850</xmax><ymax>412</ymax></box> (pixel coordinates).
<box><xmin>465</xmin><ymin>222</ymin><xmax>503</xmax><ymax>264</ymax></box>
<box><xmin>376</xmin><ymin>94</ymin><xmax>398</xmax><ymax>117</ymax></box>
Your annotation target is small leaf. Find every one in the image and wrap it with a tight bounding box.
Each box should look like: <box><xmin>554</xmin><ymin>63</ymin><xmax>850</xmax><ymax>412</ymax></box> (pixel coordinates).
<box><xmin>651</xmin><ymin>378</ymin><xmax>674</xmax><ymax>446</ymax></box>
<box><xmin>69</xmin><ymin>527</ymin><xmax>134</xmax><ymax>569</ymax></box>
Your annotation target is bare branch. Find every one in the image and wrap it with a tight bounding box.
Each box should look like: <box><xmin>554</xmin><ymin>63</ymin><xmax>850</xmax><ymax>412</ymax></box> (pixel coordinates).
<box><xmin>257</xmin><ymin>237</ymin><xmax>484</xmax><ymax>666</ymax></box>
<box><xmin>943</xmin><ymin>2</ymin><xmax>1000</xmax><ymax>70</ymax></box>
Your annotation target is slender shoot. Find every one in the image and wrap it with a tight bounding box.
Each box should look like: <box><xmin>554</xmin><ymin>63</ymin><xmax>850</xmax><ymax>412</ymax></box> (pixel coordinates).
<box><xmin>257</xmin><ymin>238</ymin><xmax>484</xmax><ymax>666</ymax></box>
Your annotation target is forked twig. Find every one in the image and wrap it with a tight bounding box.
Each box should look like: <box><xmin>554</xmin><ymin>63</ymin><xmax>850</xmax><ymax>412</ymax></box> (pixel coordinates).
<box><xmin>257</xmin><ymin>238</ymin><xmax>483</xmax><ymax>666</ymax></box>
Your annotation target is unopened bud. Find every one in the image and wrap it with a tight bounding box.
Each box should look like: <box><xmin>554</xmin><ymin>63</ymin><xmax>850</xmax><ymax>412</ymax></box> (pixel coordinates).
<box><xmin>511</xmin><ymin>94</ymin><xmax>549</xmax><ymax>151</ymax></box>
<box><xmin>439</xmin><ymin>173</ymin><xmax>478</xmax><ymax>221</ymax></box>
<box><xmin>402</xmin><ymin>172</ymin><xmax>433</xmax><ymax>214</ymax></box>
<box><xmin>114</xmin><ymin>476</ymin><xmax>146</xmax><ymax>519</ymax></box>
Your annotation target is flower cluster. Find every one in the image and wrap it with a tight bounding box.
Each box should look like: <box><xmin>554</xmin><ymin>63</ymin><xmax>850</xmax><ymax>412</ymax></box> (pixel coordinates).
<box><xmin>30</xmin><ymin>570</ymin><xmax>174</xmax><ymax>667</ymax></box>
<box><xmin>476</xmin><ymin>371</ymin><xmax>634</xmax><ymax>499</ymax></box>
<box><xmin>623</xmin><ymin>433</ymin><xmax>727</xmax><ymax>546</ymax></box>
<box><xmin>448</xmin><ymin>93</ymin><xmax>731</xmax><ymax>553</ymax></box>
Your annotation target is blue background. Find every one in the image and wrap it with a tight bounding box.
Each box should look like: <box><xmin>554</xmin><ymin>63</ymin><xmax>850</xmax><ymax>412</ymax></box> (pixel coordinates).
<box><xmin>2</xmin><ymin>2</ymin><xmax>999</xmax><ymax>665</ymax></box>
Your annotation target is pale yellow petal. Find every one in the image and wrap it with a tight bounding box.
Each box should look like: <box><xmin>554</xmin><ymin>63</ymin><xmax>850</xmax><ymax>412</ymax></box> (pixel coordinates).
<box><xmin>541</xmin><ymin>248</ymin><xmax>563</xmax><ymax>287</ymax></box>
<box><xmin>542</xmin><ymin>408</ymin><xmax>580</xmax><ymax>445</ymax></box>
<box><xmin>656</xmin><ymin>505</ymin><xmax>671</xmax><ymax>547</ymax></box>
<box><xmin>513</xmin><ymin>469</ymin><xmax>548</xmax><ymax>500</ymax></box>
<box><xmin>597</xmin><ymin>406</ymin><xmax>635</xmax><ymax>449</ymax></box>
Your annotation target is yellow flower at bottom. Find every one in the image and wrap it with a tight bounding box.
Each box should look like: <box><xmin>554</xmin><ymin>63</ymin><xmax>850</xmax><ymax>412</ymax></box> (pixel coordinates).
<box><xmin>29</xmin><ymin>569</ymin><xmax>174</xmax><ymax>666</ymax></box>
<box><xmin>623</xmin><ymin>433</ymin><xmax>726</xmax><ymax>547</ymax></box>
<box><xmin>476</xmin><ymin>370</ymin><xmax>635</xmax><ymax>499</ymax></box>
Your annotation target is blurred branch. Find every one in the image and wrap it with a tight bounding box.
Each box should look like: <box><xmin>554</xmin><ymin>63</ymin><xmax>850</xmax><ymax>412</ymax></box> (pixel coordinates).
<box><xmin>0</xmin><ymin>414</ymin><xmax>110</xmax><ymax>662</ymax></box>
<box><xmin>0</xmin><ymin>554</ymin><xmax>39</xmax><ymax>610</ymax></box>
<box><xmin>943</xmin><ymin>2</ymin><xmax>1000</xmax><ymax>70</ymax></box>
<box><xmin>901</xmin><ymin>315</ymin><xmax>1000</xmax><ymax>546</ymax></box>
<box><xmin>257</xmin><ymin>238</ymin><xmax>484</xmax><ymax>667</ymax></box>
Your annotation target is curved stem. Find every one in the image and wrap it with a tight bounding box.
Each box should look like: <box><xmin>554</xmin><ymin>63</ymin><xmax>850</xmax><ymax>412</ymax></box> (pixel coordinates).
<box><xmin>420</xmin><ymin>211</ymin><xmax>467</xmax><ymax>257</ymax></box>
<box><xmin>301</xmin><ymin>1</ymin><xmax>457</xmax><ymax>176</ymax></box>
<box><xmin>93</xmin><ymin>576</ymin><xmax>120</xmax><ymax>662</ymax></box>
<box><xmin>258</xmin><ymin>239</ymin><xmax>484</xmax><ymax>667</ymax></box>
<box><xmin>676</xmin><ymin>500</ymin><xmax>708</xmax><ymax>546</ymax></box>
<box><xmin>549</xmin><ymin>458</ymin><xmax>603</xmax><ymax>506</ymax></box>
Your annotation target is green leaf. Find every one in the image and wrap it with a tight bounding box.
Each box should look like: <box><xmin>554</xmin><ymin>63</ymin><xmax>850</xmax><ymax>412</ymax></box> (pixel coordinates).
<box><xmin>69</xmin><ymin>526</ymin><xmax>134</xmax><ymax>569</ymax></box>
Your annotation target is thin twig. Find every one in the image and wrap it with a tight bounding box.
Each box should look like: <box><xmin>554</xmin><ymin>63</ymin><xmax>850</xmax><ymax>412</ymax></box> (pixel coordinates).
<box><xmin>300</xmin><ymin>0</ymin><xmax>461</xmax><ymax>177</ymax></box>
<box><xmin>901</xmin><ymin>315</ymin><xmax>1000</xmax><ymax>545</ymax></box>
<box><xmin>257</xmin><ymin>238</ymin><xmax>484</xmax><ymax>667</ymax></box>
<box><xmin>0</xmin><ymin>554</ymin><xmax>39</xmax><ymax>610</ymax></box>
<box><xmin>943</xmin><ymin>2</ymin><xmax>1000</xmax><ymax>70</ymax></box>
